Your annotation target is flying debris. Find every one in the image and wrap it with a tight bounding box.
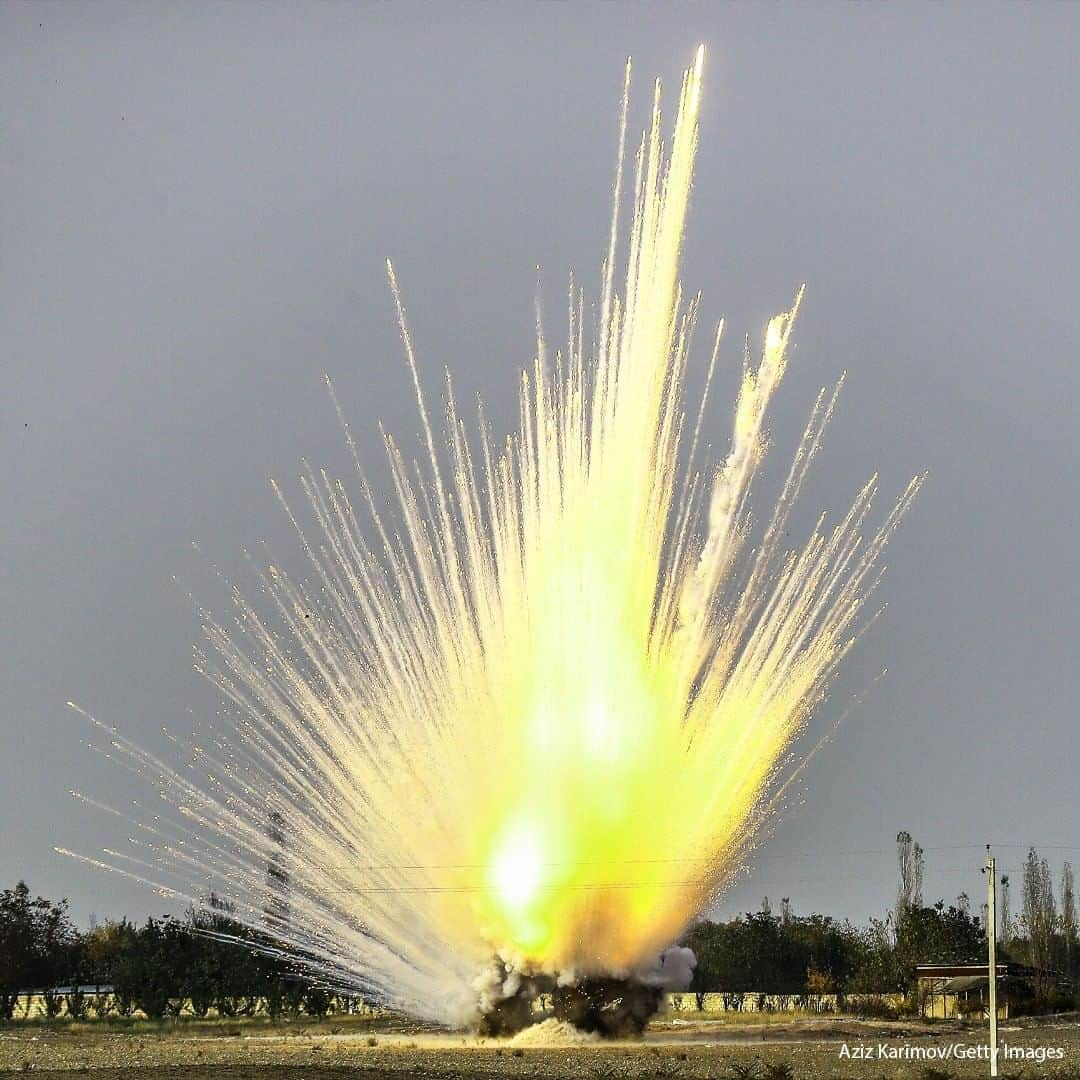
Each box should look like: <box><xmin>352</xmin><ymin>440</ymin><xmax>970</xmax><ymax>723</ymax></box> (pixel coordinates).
<box><xmin>65</xmin><ymin>47</ymin><xmax>920</xmax><ymax>1033</ymax></box>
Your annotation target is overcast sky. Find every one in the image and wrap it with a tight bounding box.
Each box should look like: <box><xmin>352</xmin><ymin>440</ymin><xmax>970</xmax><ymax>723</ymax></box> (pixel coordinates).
<box><xmin>3</xmin><ymin>2</ymin><xmax>1079</xmax><ymax>930</ymax></box>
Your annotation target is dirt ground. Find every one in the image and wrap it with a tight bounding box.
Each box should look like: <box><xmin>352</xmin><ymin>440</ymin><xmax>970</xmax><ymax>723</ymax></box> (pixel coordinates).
<box><xmin>2</xmin><ymin>1013</ymin><xmax>1079</xmax><ymax>1079</ymax></box>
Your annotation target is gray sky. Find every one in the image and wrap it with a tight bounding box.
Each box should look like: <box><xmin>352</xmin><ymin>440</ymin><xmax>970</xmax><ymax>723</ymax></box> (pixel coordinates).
<box><xmin>3</xmin><ymin>2</ymin><xmax>1078</xmax><ymax>930</ymax></box>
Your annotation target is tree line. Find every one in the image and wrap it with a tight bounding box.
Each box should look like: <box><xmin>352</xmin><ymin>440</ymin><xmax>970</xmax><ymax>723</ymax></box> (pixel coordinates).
<box><xmin>2</xmin><ymin>835</ymin><xmax>1078</xmax><ymax>1021</ymax></box>
<box><xmin>684</xmin><ymin>895</ymin><xmax>985</xmax><ymax>1000</ymax></box>
<box><xmin>685</xmin><ymin>836</ymin><xmax>1079</xmax><ymax>1012</ymax></box>
<box><xmin>0</xmin><ymin>885</ymin><xmax>343</xmax><ymax>1021</ymax></box>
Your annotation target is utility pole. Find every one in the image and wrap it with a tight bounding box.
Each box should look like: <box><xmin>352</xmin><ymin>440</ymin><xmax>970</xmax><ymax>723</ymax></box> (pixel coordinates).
<box><xmin>984</xmin><ymin>845</ymin><xmax>999</xmax><ymax>1078</ymax></box>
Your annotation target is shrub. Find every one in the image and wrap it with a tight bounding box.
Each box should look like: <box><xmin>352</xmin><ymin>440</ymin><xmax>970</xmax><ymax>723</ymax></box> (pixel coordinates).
<box><xmin>725</xmin><ymin>1059</ymin><xmax>765</xmax><ymax>1080</ymax></box>
<box><xmin>805</xmin><ymin>968</ymin><xmax>835</xmax><ymax>994</ymax></box>
<box><xmin>264</xmin><ymin>979</ymin><xmax>287</xmax><ymax>1020</ymax></box>
<box><xmin>85</xmin><ymin>993</ymin><xmax>113</xmax><ymax>1020</ymax></box>
<box><xmin>304</xmin><ymin>986</ymin><xmax>332</xmax><ymax>1019</ymax></box>
<box><xmin>1009</xmin><ymin>989</ymin><xmax>1076</xmax><ymax>1017</ymax></box>
<box><xmin>65</xmin><ymin>988</ymin><xmax>88</xmax><ymax>1020</ymax></box>
<box><xmin>920</xmin><ymin>1069</ymin><xmax>952</xmax><ymax>1080</ymax></box>
<box><xmin>285</xmin><ymin>982</ymin><xmax>306</xmax><ymax>1018</ymax></box>
<box><xmin>42</xmin><ymin>988</ymin><xmax>64</xmax><ymax>1019</ymax></box>
<box><xmin>841</xmin><ymin>994</ymin><xmax>898</xmax><ymax>1020</ymax></box>
<box><xmin>764</xmin><ymin>1064</ymin><xmax>795</xmax><ymax>1080</ymax></box>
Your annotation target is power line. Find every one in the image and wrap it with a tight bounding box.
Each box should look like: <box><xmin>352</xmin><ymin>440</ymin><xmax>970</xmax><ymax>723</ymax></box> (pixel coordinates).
<box><xmin>299</xmin><ymin>840</ymin><xmax>1080</xmax><ymax>875</ymax></box>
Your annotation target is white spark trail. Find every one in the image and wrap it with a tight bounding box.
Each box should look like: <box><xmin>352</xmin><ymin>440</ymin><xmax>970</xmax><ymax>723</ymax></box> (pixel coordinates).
<box><xmin>65</xmin><ymin>48</ymin><xmax>920</xmax><ymax>1027</ymax></box>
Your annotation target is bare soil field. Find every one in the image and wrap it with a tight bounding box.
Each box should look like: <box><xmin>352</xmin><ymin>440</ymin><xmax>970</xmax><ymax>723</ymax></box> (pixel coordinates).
<box><xmin>2</xmin><ymin>1013</ymin><xmax>1079</xmax><ymax>1079</ymax></box>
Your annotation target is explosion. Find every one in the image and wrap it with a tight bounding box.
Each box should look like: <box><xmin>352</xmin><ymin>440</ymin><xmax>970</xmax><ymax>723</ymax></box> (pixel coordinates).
<box><xmin>63</xmin><ymin>48</ymin><xmax>920</xmax><ymax>1031</ymax></box>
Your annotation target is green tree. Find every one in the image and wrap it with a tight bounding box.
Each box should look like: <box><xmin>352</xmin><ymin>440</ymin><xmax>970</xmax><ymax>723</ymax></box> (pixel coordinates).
<box><xmin>111</xmin><ymin>918</ymin><xmax>187</xmax><ymax>1019</ymax></box>
<box><xmin>0</xmin><ymin>882</ymin><xmax>77</xmax><ymax>1020</ymax></box>
<box><xmin>1061</xmin><ymin>862</ymin><xmax>1077</xmax><ymax>977</ymax></box>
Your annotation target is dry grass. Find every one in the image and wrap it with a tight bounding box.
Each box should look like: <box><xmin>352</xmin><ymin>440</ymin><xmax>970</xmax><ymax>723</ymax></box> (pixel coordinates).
<box><xmin>1</xmin><ymin>1013</ymin><xmax>1078</xmax><ymax>1079</ymax></box>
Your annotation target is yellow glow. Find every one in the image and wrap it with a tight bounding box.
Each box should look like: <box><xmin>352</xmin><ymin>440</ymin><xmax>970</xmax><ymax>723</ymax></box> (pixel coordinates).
<box><xmin>490</xmin><ymin>826</ymin><xmax>544</xmax><ymax>911</ymax></box>
<box><xmin>81</xmin><ymin>47</ymin><xmax>921</xmax><ymax>1024</ymax></box>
